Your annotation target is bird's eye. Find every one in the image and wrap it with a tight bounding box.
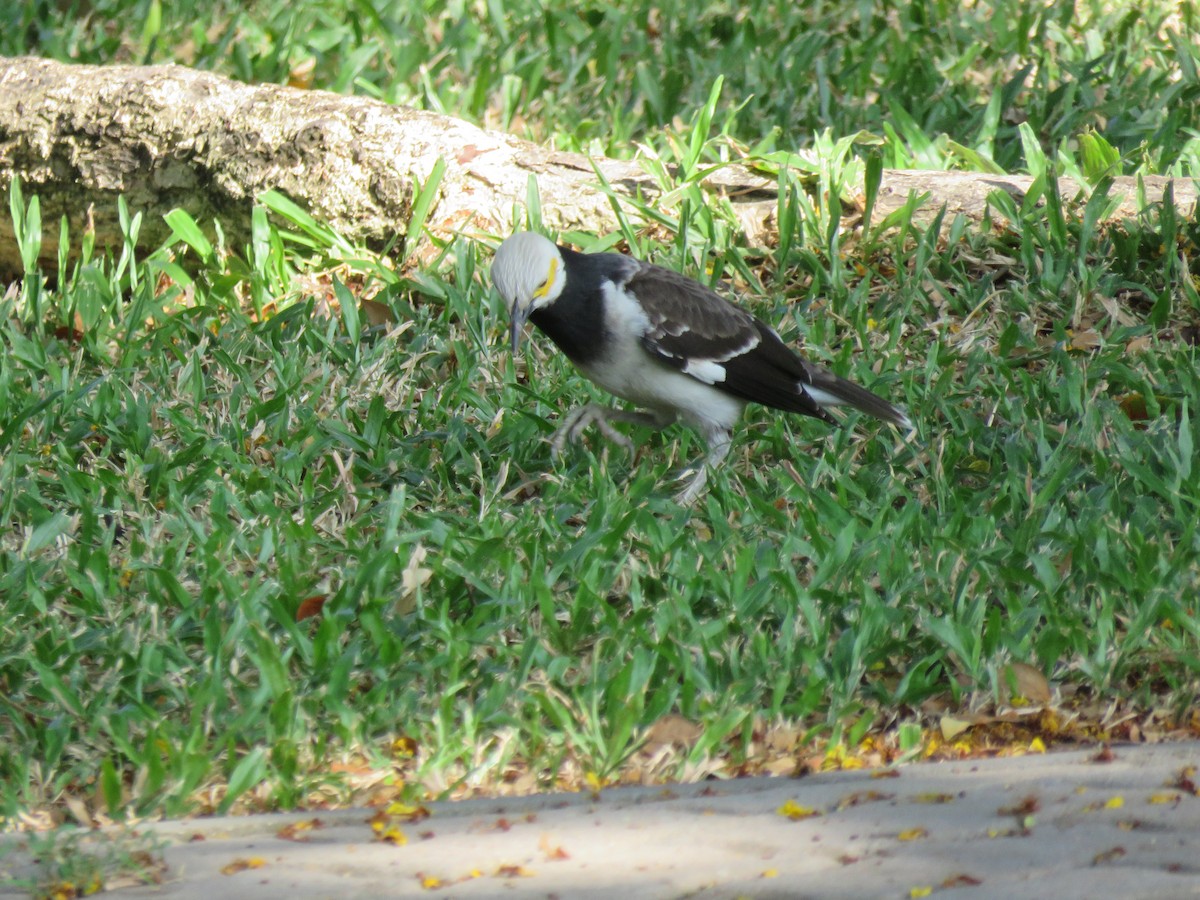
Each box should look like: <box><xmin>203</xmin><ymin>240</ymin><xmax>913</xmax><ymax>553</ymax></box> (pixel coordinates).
<box><xmin>532</xmin><ymin>259</ymin><xmax>559</xmax><ymax>300</ymax></box>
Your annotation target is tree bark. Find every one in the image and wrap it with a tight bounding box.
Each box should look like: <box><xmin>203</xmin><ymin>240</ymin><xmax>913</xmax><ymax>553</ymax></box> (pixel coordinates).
<box><xmin>0</xmin><ymin>55</ymin><xmax>1195</xmax><ymax>280</ymax></box>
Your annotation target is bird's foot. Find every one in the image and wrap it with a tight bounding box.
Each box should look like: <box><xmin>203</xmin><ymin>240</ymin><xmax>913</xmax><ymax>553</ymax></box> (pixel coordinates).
<box><xmin>549</xmin><ymin>405</ymin><xmax>670</xmax><ymax>459</ymax></box>
<box><xmin>672</xmin><ymin>428</ymin><xmax>732</xmax><ymax>505</ymax></box>
<box><xmin>673</xmin><ymin>466</ymin><xmax>709</xmax><ymax>505</ymax></box>
<box><xmin>550</xmin><ymin>404</ymin><xmax>633</xmax><ymax>458</ymax></box>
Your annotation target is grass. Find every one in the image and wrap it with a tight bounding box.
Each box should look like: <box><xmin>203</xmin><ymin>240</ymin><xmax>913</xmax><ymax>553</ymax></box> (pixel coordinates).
<box><xmin>2</xmin><ymin>0</ymin><xmax>1200</xmax><ymax>838</ymax></box>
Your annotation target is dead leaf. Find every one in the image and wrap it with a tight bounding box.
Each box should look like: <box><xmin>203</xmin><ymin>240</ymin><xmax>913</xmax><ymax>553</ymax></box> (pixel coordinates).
<box><xmin>277</xmin><ymin>818</ymin><xmax>323</xmax><ymax>841</ymax></box>
<box><xmin>998</xmin><ymin>795</ymin><xmax>1040</xmax><ymax>816</ymax></box>
<box><xmin>1068</xmin><ymin>328</ymin><xmax>1102</xmax><ymax>352</ymax></box>
<box><xmin>295</xmin><ymin>595</ymin><xmax>328</xmax><ymax>622</ymax></box>
<box><xmin>456</xmin><ymin>145</ymin><xmax>483</xmax><ymax>165</ymax></box>
<box><xmin>1000</xmin><ymin>662</ymin><xmax>1051</xmax><ymax>705</ymax></box>
<box><xmin>287</xmin><ymin>58</ymin><xmax>315</xmax><ymax>89</ymax></box>
<box><xmin>539</xmin><ymin>833</ymin><xmax>570</xmax><ymax>860</ymax></box>
<box><xmin>1092</xmin><ymin>846</ymin><xmax>1126</xmax><ymax>865</ymax></box>
<box><xmin>1125</xmin><ymin>335</ymin><xmax>1152</xmax><ymax>354</ymax></box>
<box><xmin>398</xmin><ymin>544</ymin><xmax>433</xmax><ymax>614</ymax></box>
<box><xmin>494</xmin><ymin>864</ymin><xmax>534</xmax><ymax>878</ymax></box>
<box><xmin>385</xmin><ymin>801</ymin><xmax>431</xmax><ymax>822</ymax></box>
<box><xmin>63</xmin><ymin>794</ymin><xmax>93</xmax><ymax>827</ymax></box>
<box><xmin>940</xmin><ymin>716</ymin><xmax>972</xmax><ymax>741</ymax></box>
<box><xmin>836</xmin><ymin>790</ymin><xmax>893</xmax><ymax>810</ymax></box>
<box><xmin>360</xmin><ymin>298</ymin><xmax>396</xmax><ymax>327</ymax></box>
<box><xmin>643</xmin><ymin>714</ymin><xmax>703</xmax><ymax>751</ymax></box>
<box><xmin>1169</xmin><ymin>766</ymin><xmax>1198</xmax><ymax>795</ymax></box>
<box><xmin>1148</xmin><ymin>792</ymin><xmax>1180</xmax><ymax>806</ymax></box>
<box><xmin>942</xmin><ymin>874</ymin><xmax>983</xmax><ymax>887</ymax></box>
<box><xmin>777</xmin><ymin>799</ymin><xmax>821</xmax><ymax>820</ymax></box>
<box><xmin>221</xmin><ymin>857</ymin><xmax>267</xmax><ymax>875</ymax></box>
<box><xmin>1118</xmin><ymin>392</ymin><xmax>1151</xmax><ymax>421</ymax></box>
<box><xmin>913</xmin><ymin>792</ymin><xmax>957</xmax><ymax>804</ymax></box>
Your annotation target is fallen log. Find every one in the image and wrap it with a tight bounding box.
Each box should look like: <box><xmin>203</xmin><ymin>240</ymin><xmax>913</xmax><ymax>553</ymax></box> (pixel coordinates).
<box><xmin>0</xmin><ymin>56</ymin><xmax>1194</xmax><ymax>279</ymax></box>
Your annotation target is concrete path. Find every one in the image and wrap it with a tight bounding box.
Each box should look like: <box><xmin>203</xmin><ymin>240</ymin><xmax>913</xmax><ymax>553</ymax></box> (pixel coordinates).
<box><xmin>4</xmin><ymin>742</ymin><xmax>1200</xmax><ymax>899</ymax></box>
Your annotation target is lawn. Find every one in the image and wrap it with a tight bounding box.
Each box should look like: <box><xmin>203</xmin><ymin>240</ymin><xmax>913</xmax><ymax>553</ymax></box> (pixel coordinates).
<box><xmin>3</xmin><ymin>0</ymin><xmax>1200</xmax><ymax>837</ymax></box>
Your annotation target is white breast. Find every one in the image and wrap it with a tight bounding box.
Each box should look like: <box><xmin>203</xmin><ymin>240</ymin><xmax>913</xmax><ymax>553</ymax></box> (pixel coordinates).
<box><xmin>578</xmin><ymin>282</ymin><xmax>746</xmax><ymax>432</ymax></box>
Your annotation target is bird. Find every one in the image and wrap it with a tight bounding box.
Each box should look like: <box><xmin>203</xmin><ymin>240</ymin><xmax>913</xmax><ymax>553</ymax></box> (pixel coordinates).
<box><xmin>491</xmin><ymin>231</ymin><xmax>911</xmax><ymax>503</ymax></box>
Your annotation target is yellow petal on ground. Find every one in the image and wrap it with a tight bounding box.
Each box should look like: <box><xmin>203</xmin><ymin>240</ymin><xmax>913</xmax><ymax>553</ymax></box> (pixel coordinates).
<box><xmin>1104</xmin><ymin>796</ymin><xmax>1124</xmax><ymax>809</ymax></box>
<box><xmin>777</xmin><ymin>800</ymin><xmax>821</xmax><ymax>820</ymax></box>
<box><xmin>898</xmin><ymin>827</ymin><xmax>929</xmax><ymax>841</ymax></box>
<box><xmin>939</xmin><ymin>716</ymin><xmax>971</xmax><ymax>741</ymax></box>
<box><xmin>1149</xmin><ymin>792</ymin><xmax>1180</xmax><ymax>805</ymax></box>
<box><xmin>910</xmin><ymin>886</ymin><xmax>933</xmax><ymax>898</ymax></box>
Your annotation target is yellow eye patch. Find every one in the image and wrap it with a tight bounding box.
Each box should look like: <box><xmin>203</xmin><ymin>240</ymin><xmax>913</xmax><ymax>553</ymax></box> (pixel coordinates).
<box><xmin>531</xmin><ymin>257</ymin><xmax>558</xmax><ymax>300</ymax></box>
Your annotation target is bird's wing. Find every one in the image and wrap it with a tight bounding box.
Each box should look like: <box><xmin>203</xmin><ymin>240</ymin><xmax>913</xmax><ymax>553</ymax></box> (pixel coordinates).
<box><xmin>624</xmin><ymin>263</ymin><xmax>762</xmax><ymax>366</ymax></box>
<box><xmin>624</xmin><ymin>263</ymin><xmax>834</xmax><ymax>420</ymax></box>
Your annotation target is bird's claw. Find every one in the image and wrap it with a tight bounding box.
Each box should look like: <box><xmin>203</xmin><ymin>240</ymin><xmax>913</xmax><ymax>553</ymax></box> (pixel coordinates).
<box><xmin>549</xmin><ymin>404</ymin><xmax>634</xmax><ymax>459</ymax></box>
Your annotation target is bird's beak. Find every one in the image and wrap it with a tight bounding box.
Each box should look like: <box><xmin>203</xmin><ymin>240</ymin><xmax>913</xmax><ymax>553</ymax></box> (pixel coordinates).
<box><xmin>509</xmin><ymin>301</ymin><xmax>531</xmax><ymax>355</ymax></box>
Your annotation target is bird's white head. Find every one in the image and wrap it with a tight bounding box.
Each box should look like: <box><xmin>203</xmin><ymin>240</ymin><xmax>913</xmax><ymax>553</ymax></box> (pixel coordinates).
<box><xmin>491</xmin><ymin>232</ymin><xmax>567</xmax><ymax>353</ymax></box>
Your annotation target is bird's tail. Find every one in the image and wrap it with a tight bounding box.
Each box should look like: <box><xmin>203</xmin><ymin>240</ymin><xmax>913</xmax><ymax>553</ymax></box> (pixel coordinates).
<box><xmin>803</xmin><ymin>367</ymin><xmax>912</xmax><ymax>430</ymax></box>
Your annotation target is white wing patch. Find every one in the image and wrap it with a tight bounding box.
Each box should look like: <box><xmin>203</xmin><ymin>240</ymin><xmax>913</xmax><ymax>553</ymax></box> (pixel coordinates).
<box><xmin>682</xmin><ymin>359</ymin><xmax>728</xmax><ymax>384</ymax></box>
<box><xmin>575</xmin><ymin>281</ymin><xmax>746</xmax><ymax>432</ymax></box>
<box><xmin>601</xmin><ymin>280</ymin><xmax>653</xmax><ymax>336</ymax></box>
<box><xmin>803</xmin><ymin>385</ymin><xmax>846</xmax><ymax>407</ymax></box>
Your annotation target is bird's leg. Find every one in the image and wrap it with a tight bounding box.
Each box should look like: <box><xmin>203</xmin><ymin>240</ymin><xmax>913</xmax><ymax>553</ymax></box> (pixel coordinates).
<box><xmin>550</xmin><ymin>405</ymin><xmax>674</xmax><ymax>459</ymax></box>
<box><xmin>674</xmin><ymin>428</ymin><xmax>732</xmax><ymax>505</ymax></box>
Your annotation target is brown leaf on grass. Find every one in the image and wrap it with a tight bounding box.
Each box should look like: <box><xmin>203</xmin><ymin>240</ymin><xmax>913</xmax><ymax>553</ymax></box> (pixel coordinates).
<box><xmin>287</xmin><ymin>58</ymin><xmax>315</xmax><ymax>89</ymax></box>
<box><xmin>1068</xmin><ymin>328</ymin><xmax>1102</xmax><ymax>352</ymax></box>
<box><xmin>1000</xmin><ymin>662</ymin><xmax>1051</xmax><ymax>705</ymax></box>
<box><xmin>295</xmin><ymin>595</ymin><xmax>328</xmax><ymax>622</ymax></box>
<box><xmin>643</xmin><ymin>714</ymin><xmax>704</xmax><ymax>751</ymax></box>
<box><xmin>52</xmin><ymin>312</ymin><xmax>86</xmax><ymax>344</ymax></box>
<box><xmin>940</xmin><ymin>715</ymin><xmax>973</xmax><ymax>741</ymax></box>
<box><xmin>1125</xmin><ymin>335</ymin><xmax>1152</xmax><ymax>354</ymax></box>
<box><xmin>1118</xmin><ymin>392</ymin><xmax>1151</xmax><ymax>422</ymax></box>
<box><xmin>398</xmin><ymin>545</ymin><xmax>433</xmax><ymax>615</ymax></box>
<box><xmin>392</xmin><ymin>735</ymin><xmax>419</xmax><ymax>758</ymax></box>
<box><xmin>764</xmin><ymin>756</ymin><xmax>799</xmax><ymax>776</ymax></box>
<box><xmin>361</xmin><ymin>298</ymin><xmax>396</xmax><ymax>327</ymax></box>
<box><xmin>63</xmin><ymin>794</ymin><xmax>93</xmax><ymax>827</ymax></box>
